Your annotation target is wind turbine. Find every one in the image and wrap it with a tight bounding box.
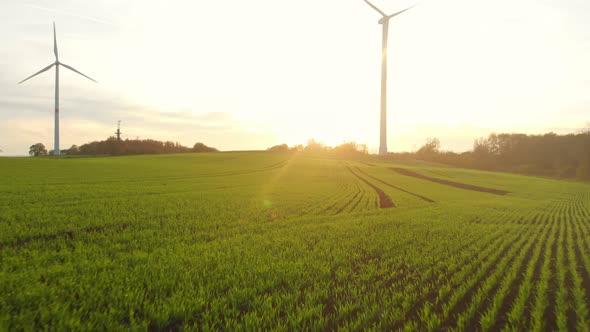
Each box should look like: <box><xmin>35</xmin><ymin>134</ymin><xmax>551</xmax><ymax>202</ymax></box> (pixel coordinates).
<box><xmin>19</xmin><ymin>22</ymin><xmax>96</xmax><ymax>156</ymax></box>
<box><xmin>362</xmin><ymin>1</ymin><xmax>416</xmax><ymax>155</ymax></box>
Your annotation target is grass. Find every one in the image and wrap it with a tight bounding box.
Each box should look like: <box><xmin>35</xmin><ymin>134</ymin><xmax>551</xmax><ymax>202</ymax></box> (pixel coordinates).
<box><xmin>0</xmin><ymin>151</ymin><xmax>589</xmax><ymax>330</ymax></box>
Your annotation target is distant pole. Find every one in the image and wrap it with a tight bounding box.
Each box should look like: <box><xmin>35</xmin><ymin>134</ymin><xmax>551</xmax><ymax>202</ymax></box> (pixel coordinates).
<box><xmin>116</xmin><ymin>120</ymin><xmax>122</xmax><ymax>141</ymax></box>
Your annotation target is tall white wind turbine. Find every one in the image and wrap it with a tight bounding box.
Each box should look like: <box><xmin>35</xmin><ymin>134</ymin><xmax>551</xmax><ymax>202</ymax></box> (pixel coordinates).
<box><xmin>362</xmin><ymin>1</ymin><xmax>416</xmax><ymax>155</ymax></box>
<box><xmin>19</xmin><ymin>22</ymin><xmax>96</xmax><ymax>156</ymax></box>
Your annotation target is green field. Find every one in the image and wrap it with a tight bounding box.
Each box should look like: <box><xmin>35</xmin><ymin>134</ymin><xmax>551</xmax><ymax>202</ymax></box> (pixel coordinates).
<box><xmin>1</xmin><ymin>152</ymin><xmax>589</xmax><ymax>331</ymax></box>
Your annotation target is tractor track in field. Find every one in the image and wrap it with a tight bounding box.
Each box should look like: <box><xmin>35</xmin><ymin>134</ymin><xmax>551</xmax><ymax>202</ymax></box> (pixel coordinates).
<box><xmin>426</xmin><ymin>169</ymin><xmax>455</xmax><ymax>179</ymax></box>
<box><xmin>308</xmin><ymin>183</ymin><xmax>351</xmax><ymax>215</ymax></box>
<box><xmin>260</xmin><ymin>160</ymin><xmax>290</xmax><ymax>169</ymax></box>
<box><xmin>320</xmin><ymin>188</ymin><xmax>359</xmax><ymax>215</ymax></box>
<box><xmin>200</xmin><ymin>160</ymin><xmax>289</xmax><ymax>178</ymax></box>
<box><xmin>1</xmin><ymin>184</ymin><xmax>254</xmax><ymax>210</ymax></box>
<box><xmin>349</xmin><ymin>187</ymin><xmax>367</xmax><ymax>212</ymax></box>
<box><xmin>16</xmin><ymin>160</ymin><xmax>291</xmax><ymax>187</ymax></box>
<box><xmin>335</xmin><ymin>188</ymin><xmax>363</xmax><ymax>214</ymax></box>
<box><xmin>346</xmin><ymin>167</ymin><xmax>394</xmax><ymax>208</ymax></box>
<box><xmin>390</xmin><ymin>167</ymin><xmax>511</xmax><ymax>195</ymax></box>
<box><xmin>1</xmin><ymin>162</ymin><xmax>292</xmax><ymax>210</ymax></box>
<box><xmin>319</xmin><ymin>190</ymin><xmax>351</xmax><ymax>214</ymax></box>
<box><xmin>0</xmin><ymin>223</ymin><xmax>131</xmax><ymax>250</ymax></box>
<box><xmin>354</xmin><ymin>167</ymin><xmax>435</xmax><ymax>203</ymax></box>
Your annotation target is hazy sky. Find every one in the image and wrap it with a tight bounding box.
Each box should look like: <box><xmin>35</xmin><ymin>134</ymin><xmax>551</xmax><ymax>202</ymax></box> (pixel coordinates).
<box><xmin>0</xmin><ymin>0</ymin><xmax>588</xmax><ymax>155</ymax></box>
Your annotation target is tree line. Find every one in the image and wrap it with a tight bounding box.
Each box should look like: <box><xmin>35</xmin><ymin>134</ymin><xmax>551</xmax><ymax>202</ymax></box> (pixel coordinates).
<box><xmin>267</xmin><ymin>140</ymin><xmax>369</xmax><ymax>157</ymax></box>
<box><xmin>29</xmin><ymin>137</ymin><xmax>218</xmax><ymax>156</ymax></box>
<box><xmin>390</xmin><ymin>131</ymin><xmax>590</xmax><ymax>181</ymax></box>
<box><xmin>27</xmin><ymin>130</ymin><xmax>589</xmax><ymax>181</ymax></box>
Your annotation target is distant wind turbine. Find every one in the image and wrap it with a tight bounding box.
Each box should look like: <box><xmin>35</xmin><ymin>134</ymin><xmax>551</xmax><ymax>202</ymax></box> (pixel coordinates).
<box><xmin>19</xmin><ymin>22</ymin><xmax>96</xmax><ymax>156</ymax></box>
<box><xmin>362</xmin><ymin>1</ymin><xmax>417</xmax><ymax>155</ymax></box>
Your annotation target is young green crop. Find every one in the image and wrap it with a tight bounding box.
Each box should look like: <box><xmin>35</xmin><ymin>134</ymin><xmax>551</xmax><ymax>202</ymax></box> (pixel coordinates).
<box><xmin>0</xmin><ymin>152</ymin><xmax>589</xmax><ymax>330</ymax></box>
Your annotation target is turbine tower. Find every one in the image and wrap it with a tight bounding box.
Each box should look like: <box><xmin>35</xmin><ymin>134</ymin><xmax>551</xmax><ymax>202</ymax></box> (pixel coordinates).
<box><xmin>19</xmin><ymin>22</ymin><xmax>96</xmax><ymax>156</ymax></box>
<box><xmin>362</xmin><ymin>1</ymin><xmax>416</xmax><ymax>155</ymax></box>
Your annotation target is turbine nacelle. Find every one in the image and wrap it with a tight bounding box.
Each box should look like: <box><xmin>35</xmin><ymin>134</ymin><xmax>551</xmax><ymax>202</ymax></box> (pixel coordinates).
<box><xmin>362</xmin><ymin>1</ymin><xmax>418</xmax><ymax>24</ymax></box>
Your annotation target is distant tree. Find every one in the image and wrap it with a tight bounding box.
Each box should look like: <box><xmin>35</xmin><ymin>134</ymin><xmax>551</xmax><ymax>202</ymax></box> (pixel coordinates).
<box><xmin>290</xmin><ymin>144</ymin><xmax>304</xmax><ymax>152</ymax></box>
<box><xmin>416</xmin><ymin>138</ymin><xmax>440</xmax><ymax>157</ymax></box>
<box><xmin>164</xmin><ymin>141</ymin><xmax>175</xmax><ymax>150</ymax></box>
<box><xmin>29</xmin><ymin>143</ymin><xmax>47</xmax><ymax>157</ymax></box>
<box><xmin>193</xmin><ymin>142</ymin><xmax>218</xmax><ymax>153</ymax></box>
<box><xmin>333</xmin><ymin>142</ymin><xmax>357</xmax><ymax>153</ymax></box>
<box><xmin>267</xmin><ymin>144</ymin><xmax>289</xmax><ymax>152</ymax></box>
<box><xmin>405</xmin><ymin>132</ymin><xmax>590</xmax><ymax>181</ymax></box>
<box><xmin>304</xmin><ymin>139</ymin><xmax>327</xmax><ymax>151</ymax></box>
<box><xmin>333</xmin><ymin>142</ymin><xmax>368</xmax><ymax>155</ymax></box>
<box><xmin>577</xmin><ymin>165</ymin><xmax>590</xmax><ymax>180</ymax></box>
<box><xmin>357</xmin><ymin>144</ymin><xmax>369</xmax><ymax>154</ymax></box>
<box><xmin>67</xmin><ymin>145</ymin><xmax>80</xmax><ymax>155</ymax></box>
<box><xmin>74</xmin><ymin>137</ymin><xmax>199</xmax><ymax>155</ymax></box>
<box><xmin>473</xmin><ymin>137</ymin><xmax>490</xmax><ymax>156</ymax></box>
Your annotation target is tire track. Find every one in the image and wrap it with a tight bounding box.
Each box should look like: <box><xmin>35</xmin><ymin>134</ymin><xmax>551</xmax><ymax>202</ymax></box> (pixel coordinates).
<box><xmin>354</xmin><ymin>167</ymin><xmax>435</xmax><ymax>203</ymax></box>
<box><xmin>390</xmin><ymin>167</ymin><xmax>510</xmax><ymax>196</ymax></box>
<box><xmin>320</xmin><ymin>186</ymin><xmax>357</xmax><ymax>215</ymax></box>
<box><xmin>346</xmin><ymin>167</ymin><xmax>394</xmax><ymax>208</ymax></box>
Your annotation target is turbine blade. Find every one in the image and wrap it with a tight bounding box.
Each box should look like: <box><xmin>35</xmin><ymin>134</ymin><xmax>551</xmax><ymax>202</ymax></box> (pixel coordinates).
<box><xmin>60</xmin><ymin>63</ymin><xmax>97</xmax><ymax>83</ymax></box>
<box><xmin>18</xmin><ymin>63</ymin><xmax>55</xmax><ymax>84</ymax></box>
<box><xmin>53</xmin><ymin>22</ymin><xmax>58</xmax><ymax>60</ymax></box>
<box><xmin>362</xmin><ymin>0</ymin><xmax>387</xmax><ymax>17</ymax></box>
<box><xmin>388</xmin><ymin>4</ymin><xmax>418</xmax><ymax>19</ymax></box>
